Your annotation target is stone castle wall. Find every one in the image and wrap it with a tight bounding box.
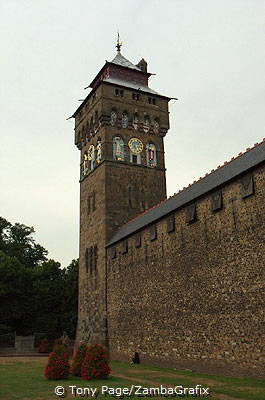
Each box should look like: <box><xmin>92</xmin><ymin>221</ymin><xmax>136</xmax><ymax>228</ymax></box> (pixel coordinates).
<box><xmin>107</xmin><ymin>163</ymin><xmax>265</xmax><ymax>378</ymax></box>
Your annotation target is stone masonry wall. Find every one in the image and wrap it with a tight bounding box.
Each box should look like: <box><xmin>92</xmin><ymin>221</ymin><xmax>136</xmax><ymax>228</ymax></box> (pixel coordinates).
<box><xmin>107</xmin><ymin>163</ymin><xmax>265</xmax><ymax>378</ymax></box>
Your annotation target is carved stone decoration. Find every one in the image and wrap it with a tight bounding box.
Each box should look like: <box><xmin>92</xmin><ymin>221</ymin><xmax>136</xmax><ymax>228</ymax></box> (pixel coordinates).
<box><xmin>143</xmin><ymin>116</ymin><xmax>150</xmax><ymax>133</ymax></box>
<box><xmin>133</xmin><ymin>113</ymin><xmax>139</xmax><ymax>130</ymax></box>
<box><xmin>241</xmin><ymin>174</ymin><xmax>254</xmax><ymax>198</ymax></box>
<box><xmin>211</xmin><ymin>190</ymin><xmax>223</xmax><ymax>212</ymax></box>
<box><xmin>186</xmin><ymin>203</ymin><xmax>197</xmax><ymax>224</ymax></box>
<box><xmin>82</xmin><ymin>152</ymin><xmax>89</xmax><ymax>176</ymax></box>
<box><xmin>88</xmin><ymin>145</ymin><xmax>95</xmax><ymax>170</ymax></box>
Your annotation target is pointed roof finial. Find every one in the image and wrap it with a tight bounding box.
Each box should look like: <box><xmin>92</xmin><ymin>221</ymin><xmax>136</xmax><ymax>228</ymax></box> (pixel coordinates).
<box><xmin>116</xmin><ymin>31</ymin><xmax>122</xmax><ymax>53</ymax></box>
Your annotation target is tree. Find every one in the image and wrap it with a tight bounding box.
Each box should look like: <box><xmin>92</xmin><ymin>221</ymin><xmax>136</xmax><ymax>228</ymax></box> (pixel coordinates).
<box><xmin>0</xmin><ymin>217</ymin><xmax>78</xmax><ymax>338</ymax></box>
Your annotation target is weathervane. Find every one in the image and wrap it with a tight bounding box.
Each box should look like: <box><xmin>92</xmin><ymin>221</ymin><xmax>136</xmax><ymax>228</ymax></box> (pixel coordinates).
<box><xmin>116</xmin><ymin>32</ymin><xmax>122</xmax><ymax>53</ymax></box>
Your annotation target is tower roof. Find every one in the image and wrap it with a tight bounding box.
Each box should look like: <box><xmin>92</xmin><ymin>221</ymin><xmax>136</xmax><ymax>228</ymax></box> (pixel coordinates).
<box><xmin>111</xmin><ymin>52</ymin><xmax>142</xmax><ymax>71</ymax></box>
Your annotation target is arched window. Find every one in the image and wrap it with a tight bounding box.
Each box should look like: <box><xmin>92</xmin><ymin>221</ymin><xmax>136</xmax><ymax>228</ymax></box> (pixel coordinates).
<box><xmin>110</xmin><ymin>109</ymin><xmax>117</xmax><ymax>126</ymax></box>
<box><xmin>132</xmin><ymin>113</ymin><xmax>139</xmax><ymax>130</ymax></box>
<box><xmin>153</xmin><ymin>118</ymin><xmax>160</xmax><ymax>134</ymax></box>
<box><xmin>121</xmin><ymin>112</ymin><xmax>129</xmax><ymax>129</ymax></box>
<box><xmin>143</xmin><ymin>115</ymin><xmax>150</xmax><ymax>133</ymax></box>
<box><xmin>113</xmin><ymin>136</ymin><xmax>125</xmax><ymax>161</ymax></box>
<box><xmin>146</xmin><ymin>143</ymin><xmax>157</xmax><ymax>167</ymax></box>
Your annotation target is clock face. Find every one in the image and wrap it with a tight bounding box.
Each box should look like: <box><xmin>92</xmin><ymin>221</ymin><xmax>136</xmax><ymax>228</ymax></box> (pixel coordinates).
<box><xmin>87</xmin><ymin>145</ymin><xmax>95</xmax><ymax>160</ymax></box>
<box><xmin>128</xmin><ymin>138</ymin><xmax>143</xmax><ymax>154</ymax></box>
<box><xmin>110</xmin><ymin>111</ymin><xmax>117</xmax><ymax>126</ymax></box>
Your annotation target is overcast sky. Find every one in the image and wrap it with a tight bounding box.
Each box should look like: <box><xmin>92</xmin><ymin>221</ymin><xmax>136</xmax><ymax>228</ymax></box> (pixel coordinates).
<box><xmin>1</xmin><ymin>0</ymin><xmax>264</xmax><ymax>268</ymax></box>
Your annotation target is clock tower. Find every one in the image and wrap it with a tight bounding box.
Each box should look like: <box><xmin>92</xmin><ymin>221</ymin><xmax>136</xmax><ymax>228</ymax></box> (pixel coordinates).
<box><xmin>72</xmin><ymin>41</ymin><xmax>171</xmax><ymax>345</ymax></box>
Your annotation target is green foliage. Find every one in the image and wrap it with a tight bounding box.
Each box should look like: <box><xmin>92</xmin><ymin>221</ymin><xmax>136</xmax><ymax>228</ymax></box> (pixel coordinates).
<box><xmin>0</xmin><ymin>216</ymin><xmax>78</xmax><ymax>338</ymax></box>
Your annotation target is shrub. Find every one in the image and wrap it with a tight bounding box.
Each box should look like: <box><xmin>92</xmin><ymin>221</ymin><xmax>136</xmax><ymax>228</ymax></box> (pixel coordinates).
<box><xmin>38</xmin><ymin>338</ymin><xmax>52</xmax><ymax>353</ymax></box>
<box><xmin>81</xmin><ymin>344</ymin><xmax>110</xmax><ymax>380</ymax></box>
<box><xmin>71</xmin><ymin>343</ymin><xmax>87</xmax><ymax>376</ymax></box>
<box><xmin>44</xmin><ymin>344</ymin><xmax>70</xmax><ymax>380</ymax></box>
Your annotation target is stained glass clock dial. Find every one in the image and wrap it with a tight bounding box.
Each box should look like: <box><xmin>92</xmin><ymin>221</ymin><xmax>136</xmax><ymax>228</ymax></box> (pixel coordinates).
<box><xmin>128</xmin><ymin>138</ymin><xmax>143</xmax><ymax>154</ymax></box>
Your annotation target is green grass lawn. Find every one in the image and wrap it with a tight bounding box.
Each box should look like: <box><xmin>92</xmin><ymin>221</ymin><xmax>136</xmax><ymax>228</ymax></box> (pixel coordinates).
<box><xmin>0</xmin><ymin>357</ymin><xmax>264</xmax><ymax>400</ymax></box>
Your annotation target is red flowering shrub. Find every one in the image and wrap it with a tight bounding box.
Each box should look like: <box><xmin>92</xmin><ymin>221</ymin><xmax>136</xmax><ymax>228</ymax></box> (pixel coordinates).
<box><xmin>81</xmin><ymin>344</ymin><xmax>110</xmax><ymax>380</ymax></box>
<box><xmin>44</xmin><ymin>344</ymin><xmax>70</xmax><ymax>380</ymax></box>
<box><xmin>38</xmin><ymin>338</ymin><xmax>52</xmax><ymax>353</ymax></box>
<box><xmin>71</xmin><ymin>343</ymin><xmax>87</xmax><ymax>376</ymax></box>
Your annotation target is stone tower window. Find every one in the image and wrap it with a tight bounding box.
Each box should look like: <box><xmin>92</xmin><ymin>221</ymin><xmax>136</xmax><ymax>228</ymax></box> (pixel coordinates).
<box><xmin>130</xmin><ymin>153</ymin><xmax>141</xmax><ymax>164</ymax></box>
<box><xmin>115</xmin><ymin>88</ymin><xmax>124</xmax><ymax>97</ymax></box>
<box><xmin>113</xmin><ymin>136</ymin><xmax>125</xmax><ymax>161</ymax></box>
<box><xmin>110</xmin><ymin>109</ymin><xmax>117</xmax><ymax>126</ymax></box>
<box><xmin>146</xmin><ymin>143</ymin><xmax>157</xmax><ymax>167</ymax></box>
<box><xmin>148</xmin><ymin>97</ymin><xmax>156</xmax><ymax>105</ymax></box>
<box><xmin>121</xmin><ymin>112</ymin><xmax>129</xmax><ymax>128</ymax></box>
<box><xmin>132</xmin><ymin>93</ymin><xmax>140</xmax><ymax>101</ymax></box>
<box><xmin>153</xmin><ymin>118</ymin><xmax>160</xmax><ymax>134</ymax></box>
